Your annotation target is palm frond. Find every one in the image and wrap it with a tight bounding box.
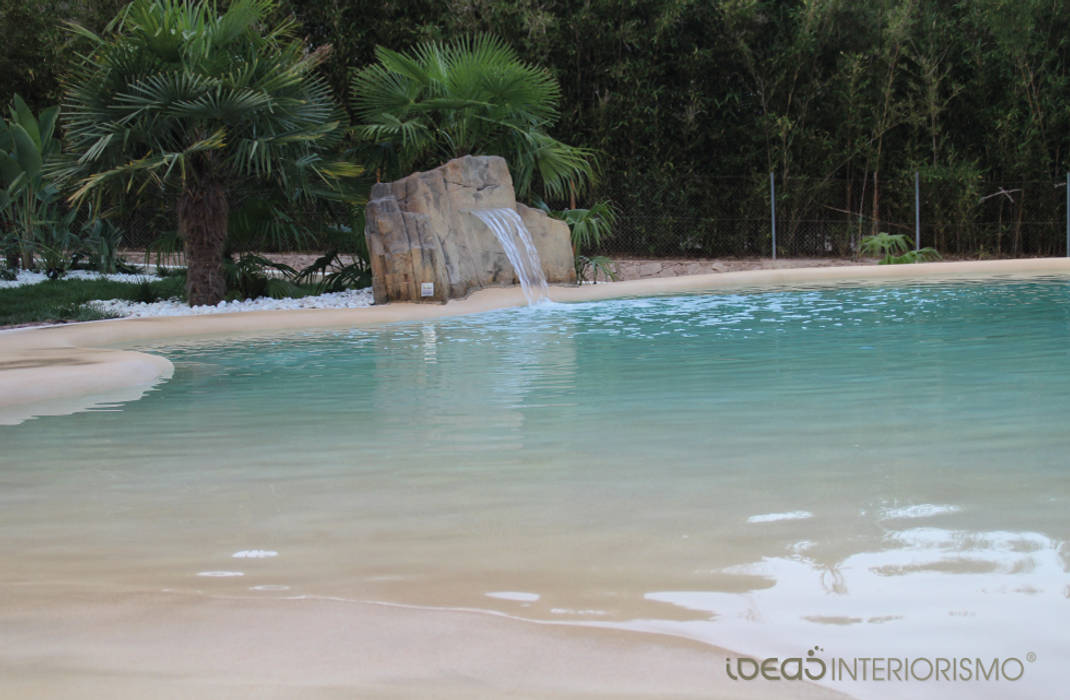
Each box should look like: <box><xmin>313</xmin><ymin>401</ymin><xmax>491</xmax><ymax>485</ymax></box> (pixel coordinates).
<box><xmin>510</xmin><ymin>129</ymin><xmax>597</xmax><ymax>200</ymax></box>
<box><xmin>565</xmin><ymin>201</ymin><xmax>618</xmax><ymax>252</ymax></box>
<box><xmin>350</xmin><ymin>33</ymin><xmax>593</xmax><ymax>199</ymax></box>
<box><xmin>57</xmin><ymin>0</ymin><xmax>358</xmax><ymax>204</ymax></box>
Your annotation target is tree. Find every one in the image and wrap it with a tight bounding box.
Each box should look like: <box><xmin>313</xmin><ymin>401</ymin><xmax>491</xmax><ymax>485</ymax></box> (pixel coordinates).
<box><xmin>0</xmin><ymin>0</ymin><xmax>146</xmax><ymax>112</ymax></box>
<box><xmin>350</xmin><ymin>34</ymin><xmax>595</xmax><ymax>202</ymax></box>
<box><xmin>54</xmin><ymin>0</ymin><xmax>360</xmax><ymax>305</ymax></box>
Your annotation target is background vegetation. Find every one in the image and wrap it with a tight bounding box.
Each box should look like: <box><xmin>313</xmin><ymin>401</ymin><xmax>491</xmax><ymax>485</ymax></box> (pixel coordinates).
<box><xmin>4</xmin><ymin>0</ymin><xmax>1070</xmax><ymax>259</ymax></box>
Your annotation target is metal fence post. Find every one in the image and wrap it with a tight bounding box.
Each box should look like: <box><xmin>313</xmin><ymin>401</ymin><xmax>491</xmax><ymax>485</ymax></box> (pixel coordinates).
<box><xmin>769</xmin><ymin>172</ymin><xmax>777</xmax><ymax>260</ymax></box>
<box><xmin>915</xmin><ymin>171</ymin><xmax>920</xmax><ymax>251</ymax></box>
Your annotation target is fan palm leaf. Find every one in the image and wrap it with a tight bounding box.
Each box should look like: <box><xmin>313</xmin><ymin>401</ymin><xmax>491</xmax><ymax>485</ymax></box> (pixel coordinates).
<box><xmin>351</xmin><ymin>34</ymin><xmax>594</xmax><ymax>200</ymax></box>
<box><xmin>54</xmin><ymin>0</ymin><xmax>360</xmax><ymax>305</ymax></box>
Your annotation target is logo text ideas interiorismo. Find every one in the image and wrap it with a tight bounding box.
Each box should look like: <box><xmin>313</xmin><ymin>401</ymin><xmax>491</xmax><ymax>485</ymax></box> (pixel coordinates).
<box><xmin>725</xmin><ymin>646</ymin><xmax>1030</xmax><ymax>683</ymax></box>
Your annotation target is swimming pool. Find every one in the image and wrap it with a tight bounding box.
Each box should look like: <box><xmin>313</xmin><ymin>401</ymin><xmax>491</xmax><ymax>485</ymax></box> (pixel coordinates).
<box><xmin>2</xmin><ymin>276</ymin><xmax>1069</xmax><ymax>698</ymax></box>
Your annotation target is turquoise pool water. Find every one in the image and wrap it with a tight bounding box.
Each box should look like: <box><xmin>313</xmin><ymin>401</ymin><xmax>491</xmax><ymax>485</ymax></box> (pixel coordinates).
<box><xmin>3</xmin><ymin>277</ymin><xmax>1069</xmax><ymax>697</ymax></box>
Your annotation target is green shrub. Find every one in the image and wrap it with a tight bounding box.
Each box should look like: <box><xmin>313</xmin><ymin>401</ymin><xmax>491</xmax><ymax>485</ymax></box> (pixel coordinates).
<box><xmin>860</xmin><ymin>232</ymin><xmax>941</xmax><ymax>264</ymax></box>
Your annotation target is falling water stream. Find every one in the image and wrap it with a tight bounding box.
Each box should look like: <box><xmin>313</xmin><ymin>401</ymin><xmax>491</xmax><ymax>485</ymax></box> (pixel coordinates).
<box><xmin>472</xmin><ymin>208</ymin><xmax>550</xmax><ymax>304</ymax></box>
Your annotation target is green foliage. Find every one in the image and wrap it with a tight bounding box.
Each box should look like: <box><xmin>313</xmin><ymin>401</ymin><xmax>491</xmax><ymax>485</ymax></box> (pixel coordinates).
<box><xmin>227</xmin><ymin>198</ymin><xmax>313</xmax><ymax>255</ymax></box>
<box><xmin>537</xmin><ymin>199</ymin><xmax>617</xmax><ymax>280</ymax></box>
<box><xmin>218</xmin><ymin>252</ymin><xmax>351</xmax><ymax>301</ymax></box>
<box><xmin>263</xmin><ymin>277</ymin><xmax>311</xmax><ymax>300</ymax></box>
<box><xmin>0</xmin><ymin>95</ymin><xmax>63</xmax><ymax>269</ymax></box>
<box><xmin>36</xmin><ymin>206</ymin><xmax>81</xmax><ymax>279</ymax></box>
<box><xmin>143</xmin><ymin>232</ymin><xmax>183</xmax><ymax>271</ymax></box>
<box><xmin>78</xmin><ymin>205</ymin><xmax>128</xmax><ymax>274</ymax></box>
<box><xmin>56</xmin><ymin>0</ymin><xmax>361</xmax><ymax>204</ymax></box>
<box><xmin>351</xmin><ymin>34</ymin><xmax>596</xmax><ymax>200</ymax></box>
<box><xmin>294</xmin><ymin>250</ymin><xmax>372</xmax><ymax>293</ymax></box>
<box><xmin>860</xmin><ymin>232</ymin><xmax>913</xmax><ymax>259</ymax></box>
<box><xmin>0</xmin><ymin>101</ymin><xmax>135</xmax><ymax>276</ymax></box>
<box><xmin>886</xmin><ymin>248</ymin><xmax>942</xmax><ymax>264</ymax></box>
<box><xmin>0</xmin><ymin>5</ymin><xmax>64</xmax><ymax>110</ymax></box>
<box><xmin>0</xmin><ymin>0</ymin><xmax>128</xmax><ymax>110</ymax></box>
<box><xmin>291</xmin><ymin>209</ymin><xmax>373</xmax><ymax>292</ymax></box>
<box><xmin>538</xmin><ymin>200</ymin><xmax>618</xmax><ymax>253</ymax></box>
<box><xmin>223</xmin><ymin>253</ymin><xmax>297</xmax><ymax>301</ymax></box>
<box><xmin>8</xmin><ymin>1</ymin><xmax>1070</xmax><ymax>259</ymax></box>
<box><xmin>0</xmin><ymin>276</ymin><xmax>183</xmax><ymax>326</ymax></box>
<box><xmin>860</xmin><ymin>232</ymin><xmax>941</xmax><ymax>264</ymax></box>
<box><xmin>343</xmin><ymin>0</ymin><xmax>1070</xmax><ymax>255</ymax></box>
<box><xmin>575</xmin><ymin>254</ymin><xmax>616</xmax><ymax>284</ymax></box>
<box><xmin>132</xmin><ymin>278</ymin><xmax>162</xmax><ymax>304</ymax></box>
<box><xmin>0</xmin><ymin>231</ymin><xmax>18</xmax><ymax>278</ymax></box>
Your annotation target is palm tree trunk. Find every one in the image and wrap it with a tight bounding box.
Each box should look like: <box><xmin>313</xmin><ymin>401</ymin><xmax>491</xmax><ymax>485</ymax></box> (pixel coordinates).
<box><xmin>178</xmin><ymin>182</ymin><xmax>228</xmax><ymax>306</ymax></box>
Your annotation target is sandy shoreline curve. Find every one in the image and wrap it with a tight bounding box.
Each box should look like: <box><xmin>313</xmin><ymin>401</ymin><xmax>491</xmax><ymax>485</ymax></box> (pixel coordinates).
<box><xmin>3</xmin><ymin>258</ymin><xmax>1069</xmax><ymax>426</ymax></box>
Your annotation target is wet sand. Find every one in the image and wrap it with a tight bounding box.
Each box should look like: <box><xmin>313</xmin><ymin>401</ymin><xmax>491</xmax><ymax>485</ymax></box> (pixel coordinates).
<box><xmin>0</xmin><ymin>588</ymin><xmax>852</xmax><ymax>699</ymax></box>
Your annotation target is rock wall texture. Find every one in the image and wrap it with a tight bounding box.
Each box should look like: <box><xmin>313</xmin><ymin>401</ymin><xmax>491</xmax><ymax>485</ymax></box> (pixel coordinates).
<box><xmin>364</xmin><ymin>155</ymin><xmax>575</xmax><ymax>303</ymax></box>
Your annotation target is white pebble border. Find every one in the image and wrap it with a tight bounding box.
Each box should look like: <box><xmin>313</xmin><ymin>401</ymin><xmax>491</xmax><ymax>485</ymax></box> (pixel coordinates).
<box><xmin>0</xmin><ymin>269</ymin><xmax>155</xmax><ymax>289</ymax></box>
<box><xmin>3</xmin><ymin>268</ymin><xmax>374</xmax><ymax>318</ymax></box>
<box><xmin>88</xmin><ymin>288</ymin><xmax>373</xmax><ymax>318</ymax></box>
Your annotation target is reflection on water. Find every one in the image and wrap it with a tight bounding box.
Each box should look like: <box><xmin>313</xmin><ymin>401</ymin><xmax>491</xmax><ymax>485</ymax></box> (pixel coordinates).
<box><xmin>2</xmin><ymin>277</ymin><xmax>1070</xmax><ymax>698</ymax></box>
<box><xmin>631</xmin><ymin>519</ymin><xmax>1067</xmax><ymax>699</ymax></box>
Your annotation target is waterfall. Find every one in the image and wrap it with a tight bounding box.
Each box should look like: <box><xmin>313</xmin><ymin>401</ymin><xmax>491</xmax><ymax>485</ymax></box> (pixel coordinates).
<box><xmin>472</xmin><ymin>208</ymin><xmax>550</xmax><ymax>304</ymax></box>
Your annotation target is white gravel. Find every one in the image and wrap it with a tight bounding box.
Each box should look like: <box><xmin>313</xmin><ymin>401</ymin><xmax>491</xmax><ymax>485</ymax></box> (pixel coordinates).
<box><xmin>0</xmin><ymin>269</ymin><xmax>157</xmax><ymax>288</ymax></box>
<box><xmin>2</xmin><ymin>268</ymin><xmax>374</xmax><ymax>318</ymax></box>
<box><xmin>88</xmin><ymin>288</ymin><xmax>374</xmax><ymax>318</ymax></box>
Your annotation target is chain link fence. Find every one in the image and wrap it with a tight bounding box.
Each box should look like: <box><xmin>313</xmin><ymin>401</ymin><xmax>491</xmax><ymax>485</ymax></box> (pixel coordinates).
<box><xmin>592</xmin><ymin>217</ymin><xmax>1068</xmax><ymax>259</ymax></box>
<box><xmin>592</xmin><ymin>217</ymin><xmax>848</xmax><ymax>258</ymax></box>
<box><xmin>594</xmin><ymin>176</ymin><xmax>1069</xmax><ymax>259</ymax></box>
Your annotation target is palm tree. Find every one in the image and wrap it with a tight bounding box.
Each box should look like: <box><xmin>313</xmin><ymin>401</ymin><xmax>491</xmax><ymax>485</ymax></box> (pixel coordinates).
<box><xmin>351</xmin><ymin>34</ymin><xmax>596</xmax><ymax>201</ymax></box>
<box><xmin>54</xmin><ymin>0</ymin><xmax>360</xmax><ymax>306</ymax></box>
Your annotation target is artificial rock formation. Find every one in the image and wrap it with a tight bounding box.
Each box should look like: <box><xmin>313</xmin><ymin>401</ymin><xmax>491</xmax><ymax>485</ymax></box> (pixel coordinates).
<box><xmin>364</xmin><ymin>155</ymin><xmax>575</xmax><ymax>303</ymax></box>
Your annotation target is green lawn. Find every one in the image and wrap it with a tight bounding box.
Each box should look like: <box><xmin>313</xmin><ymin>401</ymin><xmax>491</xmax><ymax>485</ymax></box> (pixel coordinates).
<box><xmin>0</xmin><ymin>277</ymin><xmax>185</xmax><ymax>327</ymax></box>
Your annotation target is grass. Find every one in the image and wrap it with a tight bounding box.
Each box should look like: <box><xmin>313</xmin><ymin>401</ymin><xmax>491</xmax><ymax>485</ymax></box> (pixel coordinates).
<box><xmin>0</xmin><ymin>276</ymin><xmax>186</xmax><ymax>327</ymax></box>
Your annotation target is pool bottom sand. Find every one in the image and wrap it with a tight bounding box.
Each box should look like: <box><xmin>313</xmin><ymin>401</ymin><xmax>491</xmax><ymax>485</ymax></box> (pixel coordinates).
<box><xmin>0</xmin><ymin>589</ymin><xmax>847</xmax><ymax>699</ymax></box>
